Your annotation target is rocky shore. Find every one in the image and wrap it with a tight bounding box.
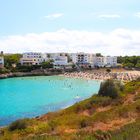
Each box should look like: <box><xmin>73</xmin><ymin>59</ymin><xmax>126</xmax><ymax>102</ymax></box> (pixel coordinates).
<box><xmin>0</xmin><ymin>70</ymin><xmax>64</xmax><ymax>79</ymax></box>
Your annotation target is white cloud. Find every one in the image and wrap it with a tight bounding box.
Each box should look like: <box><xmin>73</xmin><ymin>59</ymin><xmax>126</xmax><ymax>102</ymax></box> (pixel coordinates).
<box><xmin>0</xmin><ymin>28</ymin><xmax>140</xmax><ymax>56</ymax></box>
<box><xmin>134</xmin><ymin>12</ymin><xmax>140</xmax><ymax>18</ymax></box>
<box><xmin>98</xmin><ymin>14</ymin><xmax>121</xmax><ymax>19</ymax></box>
<box><xmin>44</xmin><ymin>13</ymin><xmax>64</xmax><ymax>20</ymax></box>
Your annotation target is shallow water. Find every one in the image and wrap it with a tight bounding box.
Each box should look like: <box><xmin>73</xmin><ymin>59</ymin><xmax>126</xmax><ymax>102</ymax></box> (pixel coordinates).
<box><xmin>0</xmin><ymin>76</ymin><xmax>100</xmax><ymax>126</ymax></box>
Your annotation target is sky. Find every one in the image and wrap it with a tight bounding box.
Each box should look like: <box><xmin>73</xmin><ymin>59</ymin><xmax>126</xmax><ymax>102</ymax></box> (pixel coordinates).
<box><xmin>0</xmin><ymin>0</ymin><xmax>140</xmax><ymax>56</ymax></box>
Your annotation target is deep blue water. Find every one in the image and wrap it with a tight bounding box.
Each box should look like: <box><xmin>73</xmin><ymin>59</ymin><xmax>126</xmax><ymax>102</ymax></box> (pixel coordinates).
<box><xmin>0</xmin><ymin>76</ymin><xmax>100</xmax><ymax>126</ymax></box>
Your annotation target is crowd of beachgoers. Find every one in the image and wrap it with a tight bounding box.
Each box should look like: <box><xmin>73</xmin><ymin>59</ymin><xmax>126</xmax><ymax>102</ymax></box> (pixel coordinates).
<box><xmin>60</xmin><ymin>71</ymin><xmax>140</xmax><ymax>82</ymax></box>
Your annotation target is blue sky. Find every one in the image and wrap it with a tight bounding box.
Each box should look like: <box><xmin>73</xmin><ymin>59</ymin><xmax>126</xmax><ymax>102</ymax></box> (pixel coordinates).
<box><xmin>0</xmin><ymin>0</ymin><xmax>140</xmax><ymax>55</ymax></box>
<box><xmin>0</xmin><ymin>0</ymin><xmax>140</xmax><ymax>35</ymax></box>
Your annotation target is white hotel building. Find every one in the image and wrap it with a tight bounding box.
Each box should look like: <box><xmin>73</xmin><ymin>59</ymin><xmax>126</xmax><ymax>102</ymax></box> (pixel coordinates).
<box><xmin>20</xmin><ymin>52</ymin><xmax>117</xmax><ymax>68</ymax></box>
<box><xmin>20</xmin><ymin>52</ymin><xmax>68</xmax><ymax>66</ymax></box>
<box><xmin>53</xmin><ymin>56</ymin><xmax>68</xmax><ymax>66</ymax></box>
<box><xmin>20</xmin><ymin>52</ymin><xmax>47</xmax><ymax>65</ymax></box>
<box><xmin>48</xmin><ymin>53</ymin><xmax>68</xmax><ymax>65</ymax></box>
<box><xmin>103</xmin><ymin>56</ymin><xmax>117</xmax><ymax>67</ymax></box>
<box><xmin>92</xmin><ymin>56</ymin><xmax>117</xmax><ymax>67</ymax></box>
<box><xmin>70</xmin><ymin>53</ymin><xmax>91</xmax><ymax>64</ymax></box>
<box><xmin>70</xmin><ymin>52</ymin><xmax>117</xmax><ymax>68</ymax></box>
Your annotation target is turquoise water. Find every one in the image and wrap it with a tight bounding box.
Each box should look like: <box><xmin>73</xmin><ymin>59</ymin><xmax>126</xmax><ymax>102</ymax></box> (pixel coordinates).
<box><xmin>0</xmin><ymin>76</ymin><xmax>100</xmax><ymax>126</ymax></box>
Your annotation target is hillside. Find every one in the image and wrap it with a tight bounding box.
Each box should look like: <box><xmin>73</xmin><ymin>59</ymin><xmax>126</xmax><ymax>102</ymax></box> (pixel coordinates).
<box><xmin>0</xmin><ymin>79</ymin><xmax>140</xmax><ymax>140</ymax></box>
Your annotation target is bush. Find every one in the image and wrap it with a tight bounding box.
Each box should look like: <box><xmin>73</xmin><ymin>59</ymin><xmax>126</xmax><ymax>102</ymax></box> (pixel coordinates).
<box><xmin>136</xmin><ymin>105</ymin><xmax>140</xmax><ymax>113</ymax></box>
<box><xmin>47</xmin><ymin>120</ymin><xmax>57</xmax><ymax>131</ymax></box>
<box><xmin>79</xmin><ymin>119</ymin><xmax>88</xmax><ymax>128</ymax></box>
<box><xmin>110</xmin><ymin>119</ymin><xmax>140</xmax><ymax>140</ymax></box>
<box><xmin>90</xmin><ymin>96</ymin><xmax>112</xmax><ymax>107</ymax></box>
<box><xmin>94</xmin><ymin>130</ymin><xmax>112</xmax><ymax>140</ymax></box>
<box><xmin>106</xmin><ymin>68</ymin><xmax>111</xmax><ymax>73</ymax></box>
<box><xmin>124</xmin><ymin>80</ymin><xmax>140</xmax><ymax>94</ymax></box>
<box><xmin>98</xmin><ymin>79</ymin><xmax>123</xmax><ymax>99</ymax></box>
<box><xmin>0</xmin><ymin>68</ymin><xmax>10</xmax><ymax>74</ymax></box>
<box><xmin>16</xmin><ymin>65</ymin><xmax>41</xmax><ymax>72</ymax></box>
<box><xmin>41</xmin><ymin>60</ymin><xmax>53</xmax><ymax>69</ymax></box>
<box><xmin>8</xmin><ymin>119</ymin><xmax>29</xmax><ymax>131</ymax></box>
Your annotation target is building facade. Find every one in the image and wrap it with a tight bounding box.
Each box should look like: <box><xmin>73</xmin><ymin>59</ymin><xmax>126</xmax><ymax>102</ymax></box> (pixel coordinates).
<box><xmin>20</xmin><ymin>52</ymin><xmax>68</xmax><ymax>66</ymax></box>
<box><xmin>53</xmin><ymin>56</ymin><xmax>68</xmax><ymax>66</ymax></box>
<box><xmin>20</xmin><ymin>52</ymin><xmax>117</xmax><ymax>68</ymax></box>
<box><xmin>94</xmin><ymin>57</ymin><xmax>105</xmax><ymax>67</ymax></box>
<box><xmin>20</xmin><ymin>52</ymin><xmax>46</xmax><ymax>65</ymax></box>
<box><xmin>70</xmin><ymin>53</ymin><xmax>91</xmax><ymax>64</ymax></box>
<box><xmin>103</xmin><ymin>56</ymin><xmax>117</xmax><ymax>67</ymax></box>
<box><xmin>93</xmin><ymin>56</ymin><xmax>117</xmax><ymax>67</ymax></box>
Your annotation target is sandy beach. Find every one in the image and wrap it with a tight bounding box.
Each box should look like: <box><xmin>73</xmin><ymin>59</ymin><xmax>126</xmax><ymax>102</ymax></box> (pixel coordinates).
<box><xmin>60</xmin><ymin>70</ymin><xmax>140</xmax><ymax>82</ymax></box>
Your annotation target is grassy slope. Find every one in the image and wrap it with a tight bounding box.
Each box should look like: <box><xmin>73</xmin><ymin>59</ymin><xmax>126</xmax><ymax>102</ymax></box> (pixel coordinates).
<box><xmin>0</xmin><ymin>79</ymin><xmax>140</xmax><ymax>140</ymax></box>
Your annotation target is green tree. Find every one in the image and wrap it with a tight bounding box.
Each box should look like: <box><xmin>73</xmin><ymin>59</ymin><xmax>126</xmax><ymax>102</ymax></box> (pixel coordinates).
<box><xmin>117</xmin><ymin>56</ymin><xmax>140</xmax><ymax>68</ymax></box>
<box><xmin>98</xmin><ymin>79</ymin><xmax>123</xmax><ymax>99</ymax></box>
<box><xmin>136</xmin><ymin>63</ymin><xmax>140</xmax><ymax>68</ymax></box>
<box><xmin>123</xmin><ymin>63</ymin><xmax>134</xmax><ymax>68</ymax></box>
<box><xmin>0</xmin><ymin>67</ymin><xmax>10</xmax><ymax>74</ymax></box>
<box><xmin>41</xmin><ymin>60</ymin><xmax>54</xmax><ymax>69</ymax></box>
<box><xmin>4</xmin><ymin>54</ymin><xmax>22</xmax><ymax>68</ymax></box>
<box><xmin>117</xmin><ymin>56</ymin><xmax>123</xmax><ymax>63</ymax></box>
<box><xmin>96</xmin><ymin>53</ymin><xmax>103</xmax><ymax>57</ymax></box>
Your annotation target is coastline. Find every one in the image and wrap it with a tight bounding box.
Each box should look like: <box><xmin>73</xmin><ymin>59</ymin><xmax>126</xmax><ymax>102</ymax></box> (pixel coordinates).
<box><xmin>0</xmin><ymin>71</ymin><xmax>64</xmax><ymax>79</ymax></box>
<box><xmin>1</xmin><ymin>69</ymin><xmax>140</xmax><ymax>82</ymax></box>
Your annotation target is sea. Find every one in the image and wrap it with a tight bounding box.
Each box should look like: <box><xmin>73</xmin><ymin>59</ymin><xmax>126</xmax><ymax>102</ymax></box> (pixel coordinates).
<box><xmin>0</xmin><ymin>76</ymin><xmax>100</xmax><ymax>126</ymax></box>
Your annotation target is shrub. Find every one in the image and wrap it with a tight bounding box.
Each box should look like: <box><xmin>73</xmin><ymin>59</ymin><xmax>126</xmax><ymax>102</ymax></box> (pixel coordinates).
<box><xmin>47</xmin><ymin>120</ymin><xmax>57</xmax><ymax>131</ymax></box>
<box><xmin>110</xmin><ymin>119</ymin><xmax>140</xmax><ymax>140</ymax></box>
<box><xmin>118</xmin><ymin>107</ymin><xmax>129</xmax><ymax>118</ymax></box>
<box><xmin>0</xmin><ymin>68</ymin><xmax>10</xmax><ymax>74</ymax></box>
<box><xmin>16</xmin><ymin>65</ymin><xmax>34</xmax><ymax>72</ymax></box>
<box><xmin>8</xmin><ymin>119</ymin><xmax>29</xmax><ymax>131</ymax></box>
<box><xmin>124</xmin><ymin>80</ymin><xmax>140</xmax><ymax>94</ymax></box>
<box><xmin>94</xmin><ymin>130</ymin><xmax>112</xmax><ymax>140</ymax></box>
<box><xmin>136</xmin><ymin>105</ymin><xmax>140</xmax><ymax>113</ymax></box>
<box><xmin>79</xmin><ymin>119</ymin><xmax>88</xmax><ymax>128</ymax></box>
<box><xmin>90</xmin><ymin>96</ymin><xmax>112</xmax><ymax>107</ymax></box>
<box><xmin>41</xmin><ymin>60</ymin><xmax>53</xmax><ymax>69</ymax></box>
<box><xmin>106</xmin><ymin>68</ymin><xmax>111</xmax><ymax>73</ymax></box>
<box><xmin>98</xmin><ymin>79</ymin><xmax>123</xmax><ymax>99</ymax></box>
<box><xmin>85</xmin><ymin>102</ymin><xmax>93</xmax><ymax>110</ymax></box>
